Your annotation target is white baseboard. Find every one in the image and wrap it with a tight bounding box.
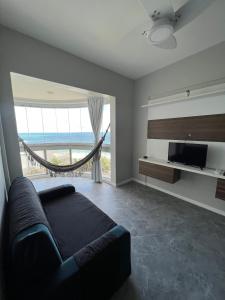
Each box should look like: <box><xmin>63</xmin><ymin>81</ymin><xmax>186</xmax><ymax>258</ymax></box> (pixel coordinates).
<box><xmin>116</xmin><ymin>178</ymin><xmax>133</xmax><ymax>187</ymax></box>
<box><xmin>131</xmin><ymin>177</ymin><xmax>225</xmax><ymax>217</ymax></box>
<box><xmin>106</xmin><ymin>181</ymin><xmax>116</xmax><ymax>187</ymax></box>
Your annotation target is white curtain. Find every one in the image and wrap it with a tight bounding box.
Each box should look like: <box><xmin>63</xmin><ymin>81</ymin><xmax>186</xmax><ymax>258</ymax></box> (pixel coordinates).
<box><xmin>88</xmin><ymin>96</ymin><xmax>104</xmax><ymax>183</ymax></box>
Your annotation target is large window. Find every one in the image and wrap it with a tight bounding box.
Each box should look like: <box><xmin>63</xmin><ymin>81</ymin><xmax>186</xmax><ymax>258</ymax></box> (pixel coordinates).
<box><xmin>15</xmin><ymin>104</ymin><xmax>111</xmax><ymax>179</ymax></box>
<box><xmin>15</xmin><ymin>105</ymin><xmax>110</xmax><ymax>144</ymax></box>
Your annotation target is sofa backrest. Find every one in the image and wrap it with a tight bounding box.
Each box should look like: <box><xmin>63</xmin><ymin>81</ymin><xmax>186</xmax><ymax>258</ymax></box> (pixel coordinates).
<box><xmin>7</xmin><ymin>177</ymin><xmax>62</xmax><ymax>285</ymax></box>
<box><xmin>8</xmin><ymin>177</ymin><xmax>50</xmax><ymax>243</ymax></box>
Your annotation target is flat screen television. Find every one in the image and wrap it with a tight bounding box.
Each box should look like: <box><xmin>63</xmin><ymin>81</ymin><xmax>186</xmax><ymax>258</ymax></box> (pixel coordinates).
<box><xmin>168</xmin><ymin>142</ymin><xmax>208</xmax><ymax>169</ymax></box>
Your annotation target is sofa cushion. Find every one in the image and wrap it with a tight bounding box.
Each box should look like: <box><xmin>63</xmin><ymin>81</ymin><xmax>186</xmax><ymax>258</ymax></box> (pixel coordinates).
<box><xmin>8</xmin><ymin>177</ymin><xmax>51</xmax><ymax>244</ymax></box>
<box><xmin>38</xmin><ymin>185</ymin><xmax>76</xmax><ymax>202</ymax></box>
<box><xmin>42</xmin><ymin>191</ymin><xmax>116</xmax><ymax>260</ymax></box>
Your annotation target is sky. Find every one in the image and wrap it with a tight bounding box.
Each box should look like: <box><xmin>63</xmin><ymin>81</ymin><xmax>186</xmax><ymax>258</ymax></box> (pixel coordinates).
<box><xmin>15</xmin><ymin>104</ymin><xmax>110</xmax><ymax>133</ymax></box>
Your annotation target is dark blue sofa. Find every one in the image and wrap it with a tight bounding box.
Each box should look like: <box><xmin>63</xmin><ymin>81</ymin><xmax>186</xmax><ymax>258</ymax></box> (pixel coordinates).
<box><xmin>5</xmin><ymin>177</ymin><xmax>131</xmax><ymax>300</ymax></box>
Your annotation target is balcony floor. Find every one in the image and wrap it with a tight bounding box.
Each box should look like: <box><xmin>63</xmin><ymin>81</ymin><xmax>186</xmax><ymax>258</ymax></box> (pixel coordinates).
<box><xmin>33</xmin><ymin>177</ymin><xmax>225</xmax><ymax>300</ymax></box>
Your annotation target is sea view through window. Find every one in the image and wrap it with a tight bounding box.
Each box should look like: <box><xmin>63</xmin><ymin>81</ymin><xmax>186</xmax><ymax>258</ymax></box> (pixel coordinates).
<box><xmin>15</xmin><ymin>104</ymin><xmax>111</xmax><ymax>178</ymax></box>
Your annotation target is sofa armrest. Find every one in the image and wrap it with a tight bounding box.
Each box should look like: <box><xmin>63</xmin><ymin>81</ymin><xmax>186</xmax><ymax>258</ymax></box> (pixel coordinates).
<box><xmin>38</xmin><ymin>185</ymin><xmax>75</xmax><ymax>202</ymax></box>
<box><xmin>43</xmin><ymin>257</ymin><xmax>81</xmax><ymax>300</ymax></box>
<box><xmin>16</xmin><ymin>257</ymin><xmax>80</xmax><ymax>300</ymax></box>
<box><xmin>11</xmin><ymin>226</ymin><xmax>131</xmax><ymax>300</ymax></box>
<box><xmin>73</xmin><ymin>225</ymin><xmax>131</xmax><ymax>300</ymax></box>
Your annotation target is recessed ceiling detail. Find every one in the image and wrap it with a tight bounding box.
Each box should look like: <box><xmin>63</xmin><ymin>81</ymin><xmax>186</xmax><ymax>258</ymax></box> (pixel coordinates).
<box><xmin>10</xmin><ymin>73</ymin><xmax>106</xmax><ymax>105</ymax></box>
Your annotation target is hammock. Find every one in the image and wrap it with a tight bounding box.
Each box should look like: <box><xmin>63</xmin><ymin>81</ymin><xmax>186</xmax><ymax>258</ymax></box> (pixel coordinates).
<box><xmin>19</xmin><ymin>124</ymin><xmax>110</xmax><ymax>174</ymax></box>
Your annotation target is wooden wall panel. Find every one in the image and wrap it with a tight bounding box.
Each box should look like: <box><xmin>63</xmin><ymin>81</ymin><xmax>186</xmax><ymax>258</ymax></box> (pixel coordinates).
<box><xmin>216</xmin><ymin>179</ymin><xmax>225</xmax><ymax>201</ymax></box>
<box><xmin>139</xmin><ymin>161</ymin><xmax>180</xmax><ymax>184</ymax></box>
<box><xmin>148</xmin><ymin>114</ymin><xmax>225</xmax><ymax>142</ymax></box>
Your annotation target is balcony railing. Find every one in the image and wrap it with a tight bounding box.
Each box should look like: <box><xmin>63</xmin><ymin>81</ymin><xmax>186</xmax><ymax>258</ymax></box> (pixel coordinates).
<box><xmin>19</xmin><ymin>142</ymin><xmax>111</xmax><ymax>179</ymax></box>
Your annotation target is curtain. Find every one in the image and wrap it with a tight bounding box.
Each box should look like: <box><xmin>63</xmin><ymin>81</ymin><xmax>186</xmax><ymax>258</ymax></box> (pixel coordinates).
<box><xmin>88</xmin><ymin>96</ymin><xmax>104</xmax><ymax>183</ymax></box>
<box><xmin>0</xmin><ymin>114</ymin><xmax>10</xmax><ymax>189</ymax></box>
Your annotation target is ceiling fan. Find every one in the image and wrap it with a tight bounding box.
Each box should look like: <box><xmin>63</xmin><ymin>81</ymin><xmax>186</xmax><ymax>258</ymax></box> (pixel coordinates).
<box><xmin>139</xmin><ymin>0</ymin><xmax>214</xmax><ymax>49</ymax></box>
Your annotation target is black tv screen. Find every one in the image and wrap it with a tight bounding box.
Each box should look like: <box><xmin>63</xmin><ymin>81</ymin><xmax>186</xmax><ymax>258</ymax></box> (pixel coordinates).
<box><xmin>168</xmin><ymin>142</ymin><xmax>208</xmax><ymax>169</ymax></box>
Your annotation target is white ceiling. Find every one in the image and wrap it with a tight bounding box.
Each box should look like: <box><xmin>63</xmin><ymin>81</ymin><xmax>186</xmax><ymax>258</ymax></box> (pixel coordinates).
<box><xmin>11</xmin><ymin>73</ymin><xmax>104</xmax><ymax>105</ymax></box>
<box><xmin>1</xmin><ymin>0</ymin><xmax>225</xmax><ymax>79</ymax></box>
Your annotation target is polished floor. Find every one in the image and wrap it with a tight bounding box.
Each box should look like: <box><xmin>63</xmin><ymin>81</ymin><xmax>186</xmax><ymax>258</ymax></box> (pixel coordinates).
<box><xmin>33</xmin><ymin>177</ymin><xmax>225</xmax><ymax>300</ymax></box>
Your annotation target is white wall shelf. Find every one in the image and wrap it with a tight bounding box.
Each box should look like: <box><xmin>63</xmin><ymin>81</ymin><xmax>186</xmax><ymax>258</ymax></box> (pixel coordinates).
<box><xmin>139</xmin><ymin>157</ymin><xmax>225</xmax><ymax>180</ymax></box>
<box><xmin>141</xmin><ymin>81</ymin><xmax>225</xmax><ymax>108</ymax></box>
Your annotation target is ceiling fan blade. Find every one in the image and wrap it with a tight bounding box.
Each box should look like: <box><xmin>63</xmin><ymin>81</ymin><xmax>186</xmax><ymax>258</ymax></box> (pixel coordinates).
<box><xmin>174</xmin><ymin>0</ymin><xmax>214</xmax><ymax>32</ymax></box>
<box><xmin>153</xmin><ymin>35</ymin><xmax>177</xmax><ymax>49</ymax></box>
<box><xmin>139</xmin><ymin>0</ymin><xmax>174</xmax><ymax>18</ymax></box>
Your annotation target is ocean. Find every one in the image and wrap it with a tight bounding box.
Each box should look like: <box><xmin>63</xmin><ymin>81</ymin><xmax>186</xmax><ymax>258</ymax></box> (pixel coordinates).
<box><xmin>19</xmin><ymin>132</ymin><xmax>110</xmax><ymax>145</ymax></box>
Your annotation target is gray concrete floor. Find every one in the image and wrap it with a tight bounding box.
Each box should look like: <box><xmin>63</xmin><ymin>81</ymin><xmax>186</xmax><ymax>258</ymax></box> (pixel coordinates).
<box><xmin>33</xmin><ymin>177</ymin><xmax>225</xmax><ymax>300</ymax></box>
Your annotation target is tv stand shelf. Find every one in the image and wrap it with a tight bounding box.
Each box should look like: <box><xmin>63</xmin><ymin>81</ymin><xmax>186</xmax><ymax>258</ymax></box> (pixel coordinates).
<box><xmin>139</xmin><ymin>157</ymin><xmax>225</xmax><ymax>180</ymax></box>
<box><xmin>139</xmin><ymin>158</ymin><xmax>225</xmax><ymax>201</ymax></box>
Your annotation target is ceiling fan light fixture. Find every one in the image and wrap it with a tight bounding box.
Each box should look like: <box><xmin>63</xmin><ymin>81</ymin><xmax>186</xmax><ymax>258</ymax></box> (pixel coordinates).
<box><xmin>149</xmin><ymin>19</ymin><xmax>174</xmax><ymax>43</ymax></box>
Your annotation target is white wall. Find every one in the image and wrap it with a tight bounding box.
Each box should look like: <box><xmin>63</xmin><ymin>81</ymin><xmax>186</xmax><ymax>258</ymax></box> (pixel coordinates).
<box><xmin>0</xmin><ymin>146</ymin><xmax>7</xmax><ymax>300</ymax></box>
<box><xmin>148</xmin><ymin>94</ymin><xmax>225</xmax><ymax>170</ymax></box>
<box><xmin>133</xmin><ymin>41</ymin><xmax>225</xmax><ymax>214</ymax></box>
<box><xmin>0</xmin><ymin>26</ymin><xmax>134</xmax><ymax>184</ymax></box>
<box><xmin>147</xmin><ymin>94</ymin><xmax>225</xmax><ymax>212</ymax></box>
